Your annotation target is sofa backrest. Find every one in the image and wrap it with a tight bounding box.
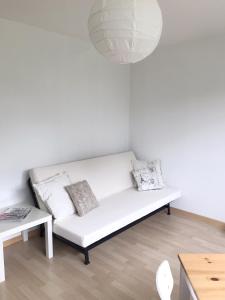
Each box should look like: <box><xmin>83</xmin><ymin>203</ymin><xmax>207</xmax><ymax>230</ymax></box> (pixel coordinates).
<box><xmin>30</xmin><ymin>151</ymin><xmax>136</xmax><ymax>201</ymax></box>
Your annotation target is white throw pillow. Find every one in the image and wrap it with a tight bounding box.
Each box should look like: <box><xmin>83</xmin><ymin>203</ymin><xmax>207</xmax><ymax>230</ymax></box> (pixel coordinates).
<box><xmin>132</xmin><ymin>159</ymin><xmax>165</xmax><ymax>191</ymax></box>
<box><xmin>33</xmin><ymin>173</ymin><xmax>75</xmax><ymax>219</ymax></box>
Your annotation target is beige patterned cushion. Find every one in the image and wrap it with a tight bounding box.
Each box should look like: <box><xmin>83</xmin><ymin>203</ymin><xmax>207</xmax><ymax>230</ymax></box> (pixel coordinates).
<box><xmin>65</xmin><ymin>181</ymin><xmax>98</xmax><ymax>216</ymax></box>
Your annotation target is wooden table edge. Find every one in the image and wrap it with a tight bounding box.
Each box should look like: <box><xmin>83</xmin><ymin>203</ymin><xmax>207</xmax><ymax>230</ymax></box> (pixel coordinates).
<box><xmin>178</xmin><ymin>253</ymin><xmax>199</xmax><ymax>300</ymax></box>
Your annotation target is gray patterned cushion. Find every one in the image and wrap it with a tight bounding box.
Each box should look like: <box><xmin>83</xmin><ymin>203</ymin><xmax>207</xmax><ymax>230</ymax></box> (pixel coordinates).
<box><xmin>132</xmin><ymin>159</ymin><xmax>165</xmax><ymax>191</ymax></box>
<box><xmin>65</xmin><ymin>180</ymin><xmax>98</xmax><ymax>216</ymax></box>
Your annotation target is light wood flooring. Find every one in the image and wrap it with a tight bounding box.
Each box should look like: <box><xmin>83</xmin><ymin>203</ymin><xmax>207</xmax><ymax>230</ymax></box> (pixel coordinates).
<box><xmin>1</xmin><ymin>209</ymin><xmax>225</xmax><ymax>300</ymax></box>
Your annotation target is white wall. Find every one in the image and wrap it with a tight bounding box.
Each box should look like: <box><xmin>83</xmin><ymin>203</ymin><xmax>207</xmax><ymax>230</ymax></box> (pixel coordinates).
<box><xmin>0</xmin><ymin>18</ymin><xmax>130</xmax><ymax>208</ymax></box>
<box><xmin>131</xmin><ymin>36</ymin><xmax>225</xmax><ymax>222</ymax></box>
<box><xmin>2</xmin><ymin>15</ymin><xmax>225</xmax><ymax>223</ymax></box>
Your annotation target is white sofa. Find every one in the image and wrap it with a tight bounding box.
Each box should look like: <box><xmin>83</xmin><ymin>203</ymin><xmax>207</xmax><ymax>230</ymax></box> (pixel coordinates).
<box><xmin>29</xmin><ymin>151</ymin><xmax>181</xmax><ymax>264</ymax></box>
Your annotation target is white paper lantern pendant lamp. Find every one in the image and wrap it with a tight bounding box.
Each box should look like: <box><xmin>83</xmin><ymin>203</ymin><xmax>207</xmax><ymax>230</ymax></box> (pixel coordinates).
<box><xmin>88</xmin><ymin>0</ymin><xmax>163</xmax><ymax>64</ymax></box>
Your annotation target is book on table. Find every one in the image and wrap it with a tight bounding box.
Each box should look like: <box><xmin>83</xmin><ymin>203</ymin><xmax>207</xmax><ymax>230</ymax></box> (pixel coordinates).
<box><xmin>0</xmin><ymin>207</ymin><xmax>32</xmax><ymax>221</ymax></box>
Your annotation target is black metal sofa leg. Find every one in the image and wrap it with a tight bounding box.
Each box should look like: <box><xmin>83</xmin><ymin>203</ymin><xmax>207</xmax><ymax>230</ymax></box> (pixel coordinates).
<box><xmin>84</xmin><ymin>249</ymin><xmax>90</xmax><ymax>265</ymax></box>
<box><xmin>40</xmin><ymin>224</ymin><xmax>45</xmax><ymax>237</ymax></box>
<box><xmin>167</xmin><ymin>203</ymin><xmax>171</xmax><ymax>215</ymax></box>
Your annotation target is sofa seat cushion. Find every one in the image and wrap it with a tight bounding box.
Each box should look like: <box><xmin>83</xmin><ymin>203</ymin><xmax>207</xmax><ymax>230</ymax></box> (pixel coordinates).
<box><xmin>53</xmin><ymin>187</ymin><xmax>181</xmax><ymax>247</ymax></box>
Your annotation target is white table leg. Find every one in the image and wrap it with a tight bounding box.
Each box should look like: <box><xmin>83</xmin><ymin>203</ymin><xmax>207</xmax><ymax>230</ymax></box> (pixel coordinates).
<box><xmin>180</xmin><ymin>265</ymin><xmax>191</xmax><ymax>300</ymax></box>
<box><xmin>44</xmin><ymin>220</ymin><xmax>53</xmax><ymax>259</ymax></box>
<box><xmin>0</xmin><ymin>239</ymin><xmax>5</xmax><ymax>283</ymax></box>
<box><xmin>21</xmin><ymin>230</ymin><xmax>29</xmax><ymax>242</ymax></box>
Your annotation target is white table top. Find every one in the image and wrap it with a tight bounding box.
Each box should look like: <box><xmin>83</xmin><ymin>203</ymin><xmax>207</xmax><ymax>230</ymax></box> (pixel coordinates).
<box><xmin>0</xmin><ymin>204</ymin><xmax>51</xmax><ymax>239</ymax></box>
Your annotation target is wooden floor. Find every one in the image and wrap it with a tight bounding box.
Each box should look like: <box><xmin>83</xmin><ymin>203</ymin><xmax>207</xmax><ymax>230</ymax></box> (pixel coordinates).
<box><xmin>1</xmin><ymin>210</ymin><xmax>225</xmax><ymax>300</ymax></box>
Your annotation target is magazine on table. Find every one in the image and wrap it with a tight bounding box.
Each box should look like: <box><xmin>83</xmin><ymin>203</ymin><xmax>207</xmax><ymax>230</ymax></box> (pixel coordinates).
<box><xmin>0</xmin><ymin>207</ymin><xmax>32</xmax><ymax>221</ymax></box>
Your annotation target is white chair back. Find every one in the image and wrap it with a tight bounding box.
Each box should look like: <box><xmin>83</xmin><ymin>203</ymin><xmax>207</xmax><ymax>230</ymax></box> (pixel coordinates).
<box><xmin>156</xmin><ymin>260</ymin><xmax>174</xmax><ymax>300</ymax></box>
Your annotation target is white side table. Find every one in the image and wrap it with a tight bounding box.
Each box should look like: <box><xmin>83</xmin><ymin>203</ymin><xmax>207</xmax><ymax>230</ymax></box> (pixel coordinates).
<box><xmin>0</xmin><ymin>205</ymin><xmax>53</xmax><ymax>282</ymax></box>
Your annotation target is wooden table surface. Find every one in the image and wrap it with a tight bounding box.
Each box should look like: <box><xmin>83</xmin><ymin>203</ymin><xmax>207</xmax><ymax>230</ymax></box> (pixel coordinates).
<box><xmin>178</xmin><ymin>253</ymin><xmax>225</xmax><ymax>300</ymax></box>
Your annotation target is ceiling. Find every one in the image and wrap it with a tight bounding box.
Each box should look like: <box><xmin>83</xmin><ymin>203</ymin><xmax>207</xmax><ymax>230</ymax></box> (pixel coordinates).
<box><xmin>0</xmin><ymin>0</ymin><xmax>225</xmax><ymax>45</ymax></box>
